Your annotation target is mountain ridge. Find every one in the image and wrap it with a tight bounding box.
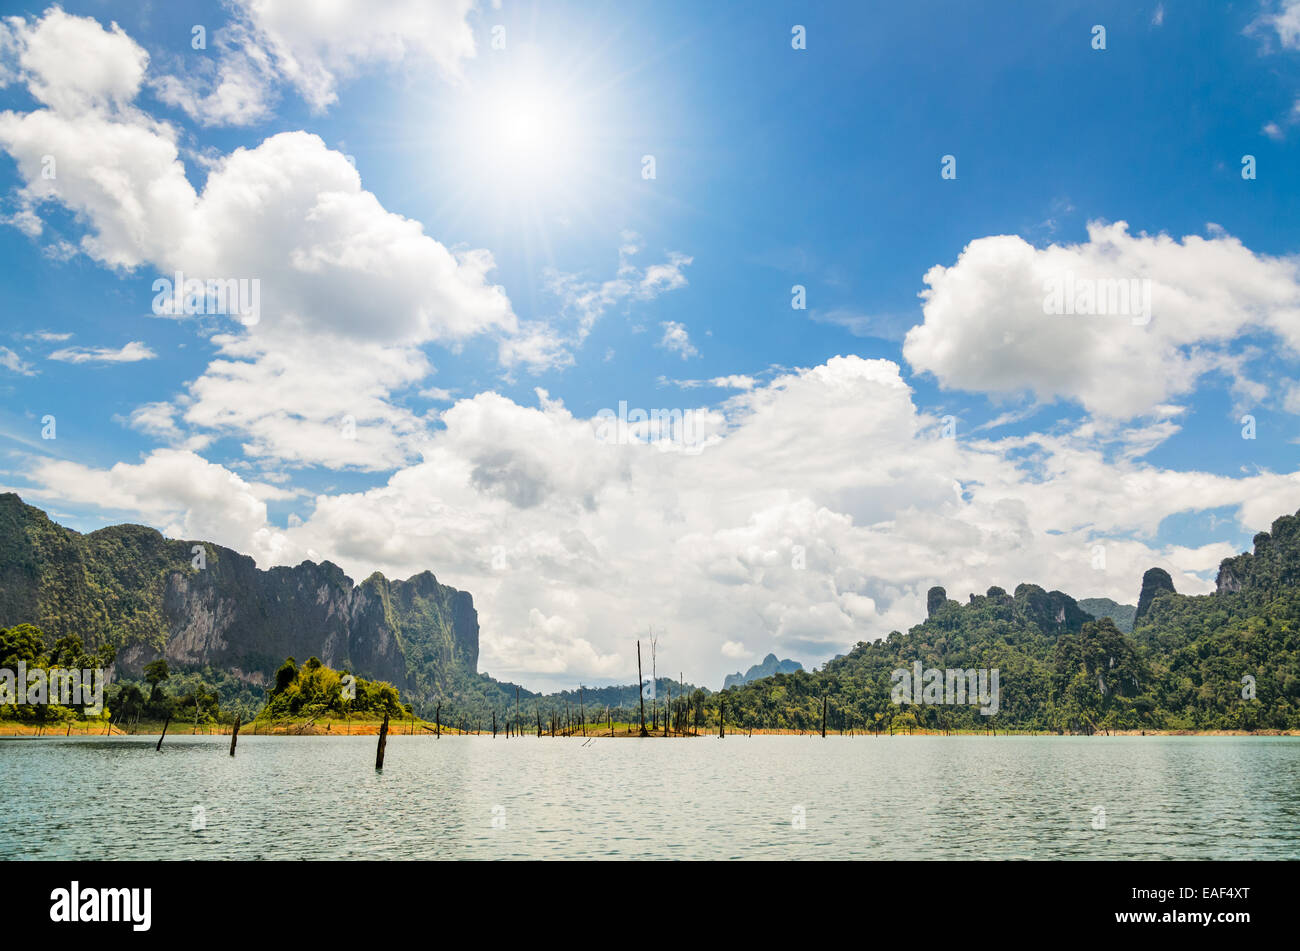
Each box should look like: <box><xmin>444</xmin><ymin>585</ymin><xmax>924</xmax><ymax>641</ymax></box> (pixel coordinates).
<box><xmin>708</xmin><ymin>506</ymin><xmax>1300</xmax><ymax>731</ymax></box>
<box><xmin>0</xmin><ymin>492</ymin><xmax>478</xmax><ymax>708</ymax></box>
<box><xmin>724</xmin><ymin>652</ymin><xmax>803</xmax><ymax>688</ymax></box>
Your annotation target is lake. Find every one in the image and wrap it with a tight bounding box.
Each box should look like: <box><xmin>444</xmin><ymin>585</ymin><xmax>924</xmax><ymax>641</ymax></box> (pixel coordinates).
<box><xmin>3</xmin><ymin>734</ymin><xmax>1297</xmax><ymax>859</ymax></box>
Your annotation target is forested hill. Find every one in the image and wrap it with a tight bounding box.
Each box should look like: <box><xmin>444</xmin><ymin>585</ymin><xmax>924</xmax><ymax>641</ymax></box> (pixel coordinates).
<box><xmin>0</xmin><ymin>493</ymin><xmax>704</xmax><ymax>724</ymax></box>
<box><xmin>714</xmin><ymin>508</ymin><xmax>1300</xmax><ymax>732</ymax></box>
<box><xmin>6</xmin><ymin>492</ymin><xmax>1299</xmax><ymax>731</ymax></box>
<box><xmin>1077</xmin><ymin>598</ymin><xmax>1136</xmax><ymax>633</ymax></box>
<box><xmin>0</xmin><ymin>493</ymin><xmax>479</xmax><ymax>710</ymax></box>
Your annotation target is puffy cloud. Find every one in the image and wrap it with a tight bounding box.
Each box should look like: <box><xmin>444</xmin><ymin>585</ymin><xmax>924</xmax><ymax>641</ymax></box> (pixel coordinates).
<box><xmin>153</xmin><ymin>20</ymin><xmax>277</xmax><ymax>127</ymax></box>
<box><xmin>659</xmin><ymin>321</ymin><xmax>698</xmax><ymax>359</ymax></box>
<box><xmin>0</xmin><ymin>9</ymin><xmax>518</xmax><ymax>468</ymax></box>
<box><xmin>903</xmin><ymin>222</ymin><xmax>1300</xmax><ymax>419</ymax></box>
<box><xmin>152</xmin><ymin>0</ymin><xmax>478</xmax><ymax>124</ymax></box>
<box><xmin>234</xmin><ymin>0</ymin><xmax>477</xmax><ymax>110</ymax></box>
<box><xmin>177</xmin><ymin>131</ymin><xmax>514</xmax><ymax>345</ymax></box>
<box><xmin>0</xmin><ymin>11</ymin><xmax>188</xmax><ymax>266</ymax></box>
<box><xmin>280</xmin><ymin>357</ymin><xmax>1300</xmax><ymax>685</ymax></box>
<box><xmin>39</xmin><ymin>355</ymin><xmax>1292</xmax><ymax>689</ymax></box>
<box><xmin>170</xmin><ymin>333</ymin><xmax>434</xmax><ymax>471</ymax></box>
<box><xmin>7</xmin><ymin>7</ymin><xmax>148</xmax><ymax>114</ymax></box>
<box><xmin>21</xmin><ymin>448</ymin><xmax>294</xmax><ymax>560</ymax></box>
<box><xmin>721</xmin><ymin>641</ymin><xmax>750</xmax><ymax>660</ymax></box>
<box><xmin>0</xmin><ymin>9</ymin><xmax>509</xmax><ymax>328</ymax></box>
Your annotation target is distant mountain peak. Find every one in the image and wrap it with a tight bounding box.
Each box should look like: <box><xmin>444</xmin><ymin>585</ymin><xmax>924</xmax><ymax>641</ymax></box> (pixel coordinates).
<box><xmin>1135</xmin><ymin>567</ymin><xmax>1176</xmax><ymax>622</ymax></box>
<box><xmin>723</xmin><ymin>653</ymin><xmax>802</xmax><ymax>689</ymax></box>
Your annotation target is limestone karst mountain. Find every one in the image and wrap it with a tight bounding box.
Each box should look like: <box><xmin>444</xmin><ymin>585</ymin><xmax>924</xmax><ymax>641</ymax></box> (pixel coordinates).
<box><xmin>0</xmin><ymin>493</ymin><xmax>477</xmax><ymax>708</ymax></box>
<box><xmin>723</xmin><ymin>652</ymin><xmax>803</xmax><ymax>689</ymax></box>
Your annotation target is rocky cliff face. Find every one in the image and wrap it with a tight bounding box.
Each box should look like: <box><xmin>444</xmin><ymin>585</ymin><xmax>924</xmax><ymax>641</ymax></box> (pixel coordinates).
<box><xmin>1011</xmin><ymin>583</ymin><xmax>1090</xmax><ymax>632</ymax></box>
<box><xmin>926</xmin><ymin>585</ymin><xmax>948</xmax><ymax>618</ymax></box>
<box><xmin>1134</xmin><ymin>567</ymin><xmax>1176</xmax><ymax>623</ymax></box>
<box><xmin>1215</xmin><ymin>512</ymin><xmax>1300</xmax><ymax>599</ymax></box>
<box><xmin>0</xmin><ymin>493</ymin><xmax>478</xmax><ymax>705</ymax></box>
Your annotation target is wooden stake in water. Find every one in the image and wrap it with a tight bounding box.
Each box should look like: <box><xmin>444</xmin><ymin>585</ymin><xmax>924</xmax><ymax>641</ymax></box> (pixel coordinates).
<box><xmin>156</xmin><ymin>715</ymin><xmax>170</xmax><ymax>751</ymax></box>
<box><xmin>229</xmin><ymin>715</ymin><xmax>240</xmax><ymax>756</ymax></box>
<box><xmin>376</xmin><ymin>713</ymin><xmax>389</xmax><ymax>770</ymax></box>
<box><xmin>637</xmin><ymin>639</ymin><xmax>649</xmax><ymax>737</ymax></box>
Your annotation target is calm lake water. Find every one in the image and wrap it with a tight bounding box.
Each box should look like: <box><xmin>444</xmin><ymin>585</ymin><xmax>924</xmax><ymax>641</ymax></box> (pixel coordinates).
<box><xmin>2</xmin><ymin>735</ymin><xmax>1297</xmax><ymax>860</ymax></box>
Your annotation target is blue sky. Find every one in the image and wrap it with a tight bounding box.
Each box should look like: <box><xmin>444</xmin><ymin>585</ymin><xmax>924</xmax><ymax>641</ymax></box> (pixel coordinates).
<box><xmin>1</xmin><ymin>1</ymin><xmax>1298</xmax><ymax>688</ymax></box>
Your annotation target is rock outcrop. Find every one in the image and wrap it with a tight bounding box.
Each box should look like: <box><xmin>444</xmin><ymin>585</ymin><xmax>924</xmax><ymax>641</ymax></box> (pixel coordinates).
<box><xmin>0</xmin><ymin>493</ymin><xmax>478</xmax><ymax>706</ymax></box>
<box><xmin>1134</xmin><ymin>567</ymin><xmax>1176</xmax><ymax>623</ymax></box>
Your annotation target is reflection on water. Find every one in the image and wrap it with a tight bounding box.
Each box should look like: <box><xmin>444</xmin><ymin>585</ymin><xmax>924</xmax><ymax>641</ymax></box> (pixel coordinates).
<box><xmin>2</xmin><ymin>735</ymin><xmax>1297</xmax><ymax>859</ymax></box>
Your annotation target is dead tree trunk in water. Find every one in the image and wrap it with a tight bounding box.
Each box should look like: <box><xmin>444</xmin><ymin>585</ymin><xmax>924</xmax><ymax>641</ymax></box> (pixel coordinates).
<box><xmin>435</xmin><ymin>702</ymin><xmax>441</xmax><ymax>738</ymax></box>
<box><xmin>229</xmin><ymin>715</ymin><xmax>240</xmax><ymax>756</ymax></box>
<box><xmin>155</xmin><ymin>715</ymin><xmax>170</xmax><ymax>751</ymax></box>
<box><xmin>375</xmin><ymin>713</ymin><xmax>389</xmax><ymax>769</ymax></box>
<box><xmin>821</xmin><ymin>695</ymin><xmax>827</xmax><ymax>738</ymax></box>
<box><xmin>637</xmin><ymin>639</ymin><xmax>649</xmax><ymax>737</ymax></box>
<box><xmin>580</xmin><ymin>686</ymin><xmax>586</xmax><ymax>737</ymax></box>
<box><xmin>719</xmin><ymin>700</ymin><xmax>725</xmax><ymax>738</ymax></box>
<box><xmin>650</xmin><ymin>633</ymin><xmax>658</xmax><ymax>732</ymax></box>
<box><xmin>492</xmin><ymin>711</ymin><xmax>497</xmax><ymax>738</ymax></box>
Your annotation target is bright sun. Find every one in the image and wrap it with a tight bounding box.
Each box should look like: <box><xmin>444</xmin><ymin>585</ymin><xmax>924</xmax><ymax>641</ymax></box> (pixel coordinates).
<box><xmin>459</xmin><ymin>80</ymin><xmax>584</xmax><ymax>193</ymax></box>
<box><xmin>427</xmin><ymin>49</ymin><xmax>631</xmax><ymax>242</ymax></box>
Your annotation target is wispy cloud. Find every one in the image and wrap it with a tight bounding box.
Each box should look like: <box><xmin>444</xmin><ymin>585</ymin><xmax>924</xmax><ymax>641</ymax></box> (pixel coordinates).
<box><xmin>23</xmin><ymin>330</ymin><xmax>73</xmax><ymax>342</ymax></box>
<box><xmin>809</xmin><ymin>308</ymin><xmax>916</xmax><ymax>342</ymax></box>
<box><xmin>0</xmin><ymin>346</ymin><xmax>36</xmax><ymax>376</ymax></box>
<box><xmin>49</xmin><ymin>341</ymin><xmax>157</xmax><ymax>364</ymax></box>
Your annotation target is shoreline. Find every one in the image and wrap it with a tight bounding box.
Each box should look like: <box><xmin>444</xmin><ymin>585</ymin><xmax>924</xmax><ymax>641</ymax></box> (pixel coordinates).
<box><xmin>2</xmin><ymin>721</ymin><xmax>1296</xmax><ymax>738</ymax></box>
